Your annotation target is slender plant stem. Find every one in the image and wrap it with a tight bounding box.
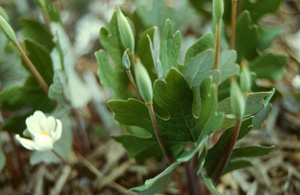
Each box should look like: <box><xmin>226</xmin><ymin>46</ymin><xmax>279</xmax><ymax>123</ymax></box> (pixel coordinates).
<box><xmin>214</xmin><ymin>20</ymin><xmax>221</xmax><ymax>70</ymax></box>
<box><xmin>14</xmin><ymin>42</ymin><xmax>49</xmax><ymax>93</ymax></box>
<box><xmin>211</xmin><ymin>119</ymin><xmax>242</xmax><ymax>183</ymax></box>
<box><xmin>127</xmin><ymin>70</ymin><xmax>142</xmax><ymax>101</ymax></box>
<box><xmin>230</xmin><ymin>0</ymin><xmax>238</xmax><ymax>49</ymax></box>
<box><xmin>8</xmin><ymin>132</ymin><xmax>26</xmax><ymax>180</ymax></box>
<box><xmin>146</xmin><ymin>103</ymin><xmax>172</xmax><ymax>163</ymax></box>
<box><xmin>146</xmin><ymin>103</ymin><xmax>185</xmax><ymax>194</ymax></box>
<box><xmin>51</xmin><ymin>149</ymin><xmax>74</xmax><ymax>169</ymax></box>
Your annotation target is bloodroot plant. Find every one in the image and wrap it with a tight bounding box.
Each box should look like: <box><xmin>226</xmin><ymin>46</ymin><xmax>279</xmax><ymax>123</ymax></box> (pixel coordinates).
<box><xmin>96</xmin><ymin>1</ymin><xmax>281</xmax><ymax>194</ymax></box>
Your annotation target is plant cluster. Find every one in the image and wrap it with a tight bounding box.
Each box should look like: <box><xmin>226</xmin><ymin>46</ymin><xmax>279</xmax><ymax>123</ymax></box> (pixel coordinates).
<box><xmin>0</xmin><ymin>0</ymin><xmax>288</xmax><ymax>194</ymax></box>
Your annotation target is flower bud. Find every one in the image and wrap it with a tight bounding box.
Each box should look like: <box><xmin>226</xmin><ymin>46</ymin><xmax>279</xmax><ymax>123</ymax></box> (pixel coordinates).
<box><xmin>0</xmin><ymin>6</ymin><xmax>9</xmax><ymax>21</ymax></box>
<box><xmin>230</xmin><ymin>78</ymin><xmax>245</xmax><ymax>119</ymax></box>
<box><xmin>122</xmin><ymin>49</ymin><xmax>131</xmax><ymax>71</ymax></box>
<box><xmin>116</xmin><ymin>7</ymin><xmax>135</xmax><ymax>53</ymax></box>
<box><xmin>240</xmin><ymin>63</ymin><xmax>252</xmax><ymax>93</ymax></box>
<box><xmin>0</xmin><ymin>15</ymin><xmax>17</xmax><ymax>43</ymax></box>
<box><xmin>135</xmin><ymin>59</ymin><xmax>153</xmax><ymax>104</ymax></box>
<box><xmin>213</xmin><ymin>0</ymin><xmax>224</xmax><ymax>21</ymax></box>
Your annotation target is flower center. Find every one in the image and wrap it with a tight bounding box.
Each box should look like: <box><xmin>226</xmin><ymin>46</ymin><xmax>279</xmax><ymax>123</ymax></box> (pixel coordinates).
<box><xmin>40</xmin><ymin>131</ymin><xmax>51</xmax><ymax>137</ymax></box>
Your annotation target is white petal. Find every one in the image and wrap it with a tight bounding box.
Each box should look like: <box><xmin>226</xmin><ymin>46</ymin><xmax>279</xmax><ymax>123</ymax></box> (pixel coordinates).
<box><xmin>15</xmin><ymin>135</ymin><xmax>39</xmax><ymax>150</ymax></box>
<box><xmin>51</xmin><ymin>119</ymin><xmax>62</xmax><ymax>142</ymax></box>
<box><xmin>34</xmin><ymin>134</ymin><xmax>53</xmax><ymax>151</ymax></box>
<box><xmin>40</xmin><ymin>116</ymin><xmax>56</xmax><ymax>134</ymax></box>
<box><xmin>26</xmin><ymin>111</ymin><xmax>46</xmax><ymax>135</ymax></box>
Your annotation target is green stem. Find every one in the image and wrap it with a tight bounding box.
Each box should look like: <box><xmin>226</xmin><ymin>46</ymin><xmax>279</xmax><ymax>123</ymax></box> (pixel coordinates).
<box><xmin>230</xmin><ymin>0</ymin><xmax>238</xmax><ymax>49</ymax></box>
<box><xmin>126</xmin><ymin>70</ymin><xmax>142</xmax><ymax>101</ymax></box>
<box><xmin>14</xmin><ymin>42</ymin><xmax>49</xmax><ymax>93</ymax></box>
<box><xmin>146</xmin><ymin>103</ymin><xmax>185</xmax><ymax>194</ymax></box>
<box><xmin>214</xmin><ymin>20</ymin><xmax>221</xmax><ymax>70</ymax></box>
<box><xmin>211</xmin><ymin>119</ymin><xmax>242</xmax><ymax>183</ymax></box>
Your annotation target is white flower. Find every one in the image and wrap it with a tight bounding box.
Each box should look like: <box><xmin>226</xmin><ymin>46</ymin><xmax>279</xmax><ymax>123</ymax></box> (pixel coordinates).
<box><xmin>15</xmin><ymin>111</ymin><xmax>62</xmax><ymax>151</ymax></box>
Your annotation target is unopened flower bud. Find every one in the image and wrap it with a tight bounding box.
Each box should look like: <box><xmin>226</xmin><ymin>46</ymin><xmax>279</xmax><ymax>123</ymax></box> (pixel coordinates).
<box><xmin>122</xmin><ymin>49</ymin><xmax>131</xmax><ymax>71</ymax></box>
<box><xmin>240</xmin><ymin>63</ymin><xmax>252</xmax><ymax>93</ymax></box>
<box><xmin>213</xmin><ymin>0</ymin><xmax>224</xmax><ymax>21</ymax></box>
<box><xmin>0</xmin><ymin>6</ymin><xmax>9</xmax><ymax>21</ymax></box>
<box><xmin>135</xmin><ymin>59</ymin><xmax>153</xmax><ymax>104</ymax></box>
<box><xmin>116</xmin><ymin>7</ymin><xmax>135</xmax><ymax>53</ymax></box>
<box><xmin>230</xmin><ymin>78</ymin><xmax>245</xmax><ymax>119</ymax></box>
<box><xmin>0</xmin><ymin>15</ymin><xmax>17</xmax><ymax>43</ymax></box>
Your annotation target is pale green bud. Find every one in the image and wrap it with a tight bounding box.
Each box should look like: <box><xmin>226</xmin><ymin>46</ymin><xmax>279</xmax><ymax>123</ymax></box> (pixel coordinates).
<box><xmin>135</xmin><ymin>59</ymin><xmax>153</xmax><ymax>103</ymax></box>
<box><xmin>0</xmin><ymin>6</ymin><xmax>9</xmax><ymax>21</ymax></box>
<box><xmin>116</xmin><ymin>7</ymin><xmax>135</xmax><ymax>53</ymax></box>
<box><xmin>240</xmin><ymin>63</ymin><xmax>252</xmax><ymax>93</ymax></box>
<box><xmin>213</xmin><ymin>0</ymin><xmax>224</xmax><ymax>21</ymax></box>
<box><xmin>0</xmin><ymin>15</ymin><xmax>17</xmax><ymax>43</ymax></box>
<box><xmin>230</xmin><ymin>78</ymin><xmax>245</xmax><ymax>119</ymax></box>
<box><xmin>122</xmin><ymin>49</ymin><xmax>131</xmax><ymax>71</ymax></box>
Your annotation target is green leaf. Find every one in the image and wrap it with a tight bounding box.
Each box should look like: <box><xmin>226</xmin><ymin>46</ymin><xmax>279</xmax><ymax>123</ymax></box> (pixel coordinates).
<box><xmin>147</xmin><ymin>27</ymin><xmax>164</xmax><ymax>80</ymax></box>
<box><xmin>160</xmin><ymin>19</ymin><xmax>181</xmax><ymax>77</ymax></box>
<box><xmin>1</xmin><ymin>114</ymin><xmax>28</xmax><ymax>134</ymax></box>
<box><xmin>249</xmin><ymin>53</ymin><xmax>287</xmax><ymax>81</ymax></box>
<box><xmin>223</xmin><ymin>159</ymin><xmax>253</xmax><ymax>175</ymax></box>
<box><xmin>134</xmin><ymin>0</ymin><xmax>175</xmax><ymax>32</ymax></box>
<box><xmin>231</xmin><ymin>145</ymin><xmax>274</xmax><ymax>159</ymax></box>
<box><xmin>204</xmin><ymin>117</ymin><xmax>253</xmax><ymax>176</ymax></box>
<box><xmin>183</xmin><ymin>50</ymin><xmax>213</xmax><ymax>88</ymax></box>
<box><xmin>241</xmin><ymin>0</ymin><xmax>282</xmax><ymax>23</ymax></box>
<box><xmin>19</xmin><ymin>18</ymin><xmax>55</xmax><ymax>51</ymax></box>
<box><xmin>131</xmin><ymin>162</ymin><xmax>180</xmax><ymax>194</ymax></box>
<box><xmin>219</xmin><ymin>50</ymin><xmax>240</xmax><ymax>83</ymax></box>
<box><xmin>188</xmin><ymin>0</ymin><xmax>211</xmax><ymax>18</ymax></box>
<box><xmin>97</xmin><ymin>11</ymin><xmax>130</xmax><ymax>99</ymax></box>
<box><xmin>0</xmin><ymin>33</ymin><xmax>29</xmax><ymax>88</ymax></box>
<box><xmin>131</xmin><ymin>137</ymin><xmax>207</xmax><ymax>194</ymax></box>
<box><xmin>218</xmin><ymin>91</ymin><xmax>272</xmax><ymax>129</ymax></box>
<box><xmin>0</xmin><ymin>134</ymin><xmax>5</xmax><ymax>172</ymax></box>
<box><xmin>0</xmin><ymin>86</ymin><xmax>54</xmax><ymax>111</ymax></box>
<box><xmin>109</xmin><ymin>69</ymin><xmax>221</xmax><ymax>161</ymax></box>
<box><xmin>35</xmin><ymin>0</ymin><xmax>61</xmax><ymax>23</ymax></box>
<box><xmin>235</xmin><ymin>11</ymin><xmax>282</xmax><ymax>62</ymax></box>
<box><xmin>235</xmin><ymin>11</ymin><xmax>260</xmax><ymax>62</ymax></box>
<box><xmin>23</xmin><ymin>39</ymin><xmax>54</xmax><ymax>86</ymax></box>
<box><xmin>96</xmin><ymin>50</ymin><xmax>129</xmax><ymax>99</ymax></box>
<box><xmin>253</xmin><ymin>103</ymin><xmax>272</xmax><ymax>129</ymax></box>
<box><xmin>199</xmin><ymin>171</ymin><xmax>224</xmax><ymax>195</ymax></box>
<box><xmin>184</xmin><ymin>33</ymin><xmax>214</xmax><ymax>66</ymax></box>
<box><xmin>99</xmin><ymin>11</ymin><xmax>123</xmax><ymax>66</ymax></box>
<box><xmin>137</xmin><ymin>27</ymin><xmax>157</xmax><ymax>81</ymax></box>
<box><xmin>257</xmin><ymin>27</ymin><xmax>283</xmax><ymax>51</ymax></box>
